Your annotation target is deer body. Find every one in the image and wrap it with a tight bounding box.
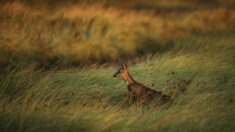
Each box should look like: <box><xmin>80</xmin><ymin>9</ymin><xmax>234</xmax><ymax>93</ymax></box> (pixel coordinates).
<box><xmin>114</xmin><ymin>64</ymin><xmax>171</xmax><ymax>105</ymax></box>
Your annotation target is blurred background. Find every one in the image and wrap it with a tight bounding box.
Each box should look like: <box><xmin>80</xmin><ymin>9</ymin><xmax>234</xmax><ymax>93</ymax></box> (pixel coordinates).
<box><xmin>0</xmin><ymin>0</ymin><xmax>235</xmax><ymax>68</ymax></box>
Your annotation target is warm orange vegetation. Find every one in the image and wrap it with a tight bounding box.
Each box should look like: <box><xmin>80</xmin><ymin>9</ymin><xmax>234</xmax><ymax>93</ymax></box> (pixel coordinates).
<box><xmin>0</xmin><ymin>2</ymin><xmax>235</xmax><ymax>68</ymax></box>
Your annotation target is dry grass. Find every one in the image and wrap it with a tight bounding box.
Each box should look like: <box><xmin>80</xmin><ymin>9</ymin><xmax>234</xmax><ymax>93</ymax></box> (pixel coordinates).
<box><xmin>0</xmin><ymin>2</ymin><xmax>235</xmax><ymax>67</ymax></box>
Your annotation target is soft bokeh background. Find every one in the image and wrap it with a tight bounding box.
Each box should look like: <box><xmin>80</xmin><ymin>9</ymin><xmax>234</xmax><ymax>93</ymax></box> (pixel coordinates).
<box><xmin>0</xmin><ymin>0</ymin><xmax>234</xmax><ymax>131</ymax></box>
<box><xmin>0</xmin><ymin>0</ymin><xmax>235</xmax><ymax>68</ymax></box>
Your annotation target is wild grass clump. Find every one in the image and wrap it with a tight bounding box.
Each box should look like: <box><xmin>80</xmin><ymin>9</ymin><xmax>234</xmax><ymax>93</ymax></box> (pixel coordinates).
<box><xmin>1</xmin><ymin>2</ymin><xmax>235</xmax><ymax>68</ymax></box>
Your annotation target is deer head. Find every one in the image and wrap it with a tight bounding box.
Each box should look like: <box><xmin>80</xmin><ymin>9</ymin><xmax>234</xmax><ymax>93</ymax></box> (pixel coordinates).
<box><xmin>113</xmin><ymin>64</ymin><xmax>128</xmax><ymax>78</ymax></box>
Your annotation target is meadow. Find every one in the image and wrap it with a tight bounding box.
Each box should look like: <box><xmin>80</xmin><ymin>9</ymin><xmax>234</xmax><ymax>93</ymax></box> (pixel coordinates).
<box><xmin>0</xmin><ymin>1</ymin><xmax>235</xmax><ymax>132</ymax></box>
<box><xmin>1</xmin><ymin>2</ymin><xmax>235</xmax><ymax>68</ymax></box>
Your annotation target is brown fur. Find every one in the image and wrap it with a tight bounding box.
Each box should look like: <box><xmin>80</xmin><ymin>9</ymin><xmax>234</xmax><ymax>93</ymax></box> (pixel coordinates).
<box><xmin>113</xmin><ymin>64</ymin><xmax>171</xmax><ymax>105</ymax></box>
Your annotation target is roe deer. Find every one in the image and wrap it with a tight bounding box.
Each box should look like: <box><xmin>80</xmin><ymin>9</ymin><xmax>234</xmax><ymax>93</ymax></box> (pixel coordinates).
<box><xmin>113</xmin><ymin>64</ymin><xmax>171</xmax><ymax>105</ymax></box>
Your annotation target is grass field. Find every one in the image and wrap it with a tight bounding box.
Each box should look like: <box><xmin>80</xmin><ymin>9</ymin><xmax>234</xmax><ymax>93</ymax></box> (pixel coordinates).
<box><xmin>0</xmin><ymin>0</ymin><xmax>235</xmax><ymax>132</ymax></box>
<box><xmin>1</xmin><ymin>34</ymin><xmax>235</xmax><ymax>131</ymax></box>
<box><xmin>1</xmin><ymin>2</ymin><xmax>235</xmax><ymax>68</ymax></box>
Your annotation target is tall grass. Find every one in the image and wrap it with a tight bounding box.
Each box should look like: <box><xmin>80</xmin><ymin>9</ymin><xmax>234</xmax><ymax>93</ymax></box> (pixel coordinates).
<box><xmin>1</xmin><ymin>2</ymin><xmax>235</xmax><ymax>68</ymax></box>
<box><xmin>0</xmin><ymin>1</ymin><xmax>235</xmax><ymax>131</ymax></box>
<box><xmin>0</xmin><ymin>34</ymin><xmax>234</xmax><ymax>131</ymax></box>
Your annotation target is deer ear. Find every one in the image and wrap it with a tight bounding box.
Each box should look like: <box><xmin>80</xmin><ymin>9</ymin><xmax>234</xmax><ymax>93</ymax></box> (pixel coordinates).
<box><xmin>121</xmin><ymin>64</ymin><xmax>128</xmax><ymax>69</ymax></box>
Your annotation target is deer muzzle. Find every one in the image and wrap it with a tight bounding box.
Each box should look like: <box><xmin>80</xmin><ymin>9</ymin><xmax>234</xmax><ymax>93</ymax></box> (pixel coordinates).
<box><xmin>113</xmin><ymin>72</ymin><xmax>119</xmax><ymax>77</ymax></box>
<box><xmin>113</xmin><ymin>74</ymin><xmax>117</xmax><ymax>77</ymax></box>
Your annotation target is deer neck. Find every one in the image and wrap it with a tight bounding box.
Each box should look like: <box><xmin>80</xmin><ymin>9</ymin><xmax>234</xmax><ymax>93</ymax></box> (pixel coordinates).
<box><xmin>123</xmin><ymin>72</ymin><xmax>136</xmax><ymax>85</ymax></box>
